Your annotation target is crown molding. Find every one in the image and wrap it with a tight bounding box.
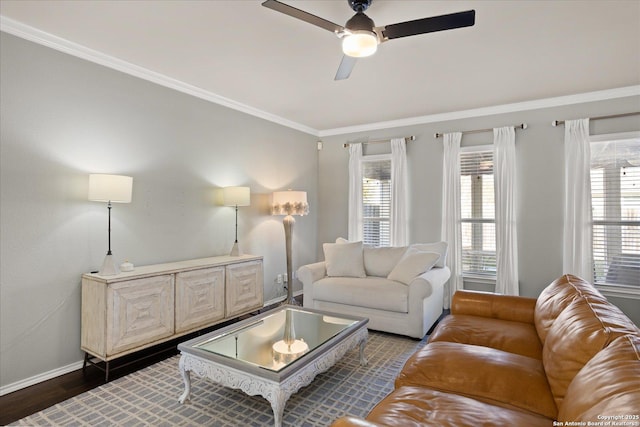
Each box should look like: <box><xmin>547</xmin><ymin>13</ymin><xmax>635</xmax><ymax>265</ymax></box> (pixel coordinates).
<box><xmin>318</xmin><ymin>85</ymin><xmax>640</xmax><ymax>137</ymax></box>
<box><xmin>0</xmin><ymin>16</ymin><xmax>319</xmax><ymax>137</ymax></box>
<box><xmin>2</xmin><ymin>16</ymin><xmax>638</xmax><ymax>139</ymax></box>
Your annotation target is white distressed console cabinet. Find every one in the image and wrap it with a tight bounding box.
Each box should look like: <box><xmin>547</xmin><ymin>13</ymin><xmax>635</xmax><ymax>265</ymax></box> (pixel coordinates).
<box><xmin>81</xmin><ymin>255</ymin><xmax>263</xmax><ymax>379</ymax></box>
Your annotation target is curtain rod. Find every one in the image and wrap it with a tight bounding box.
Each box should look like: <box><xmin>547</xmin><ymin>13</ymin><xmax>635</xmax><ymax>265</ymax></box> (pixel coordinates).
<box><xmin>551</xmin><ymin>111</ymin><xmax>640</xmax><ymax>127</ymax></box>
<box><xmin>433</xmin><ymin>123</ymin><xmax>527</xmax><ymax>139</ymax></box>
<box><xmin>343</xmin><ymin>135</ymin><xmax>415</xmax><ymax>148</ymax></box>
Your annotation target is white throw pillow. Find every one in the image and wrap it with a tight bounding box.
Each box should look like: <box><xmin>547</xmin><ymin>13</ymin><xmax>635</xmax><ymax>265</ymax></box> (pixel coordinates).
<box><xmin>387</xmin><ymin>248</ymin><xmax>440</xmax><ymax>285</ymax></box>
<box><xmin>364</xmin><ymin>246</ymin><xmax>408</xmax><ymax>277</ymax></box>
<box><xmin>411</xmin><ymin>242</ymin><xmax>448</xmax><ymax>268</ymax></box>
<box><xmin>323</xmin><ymin>241</ymin><xmax>366</xmax><ymax>278</ymax></box>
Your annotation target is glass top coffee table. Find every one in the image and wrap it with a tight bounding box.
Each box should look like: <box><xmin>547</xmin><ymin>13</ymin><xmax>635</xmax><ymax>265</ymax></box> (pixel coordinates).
<box><xmin>177</xmin><ymin>305</ymin><xmax>369</xmax><ymax>427</ymax></box>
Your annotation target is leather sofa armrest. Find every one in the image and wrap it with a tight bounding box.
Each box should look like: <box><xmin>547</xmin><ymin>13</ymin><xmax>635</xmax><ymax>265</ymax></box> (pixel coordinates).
<box><xmin>332</xmin><ymin>415</ymin><xmax>443</xmax><ymax>427</ymax></box>
<box><xmin>330</xmin><ymin>417</ymin><xmax>385</xmax><ymax>427</ymax></box>
<box><xmin>451</xmin><ymin>290</ymin><xmax>536</xmax><ymax>324</ymax></box>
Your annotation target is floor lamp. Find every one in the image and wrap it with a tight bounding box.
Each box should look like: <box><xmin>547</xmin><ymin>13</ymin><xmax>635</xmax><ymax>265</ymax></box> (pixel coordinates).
<box><xmin>272</xmin><ymin>190</ymin><xmax>309</xmax><ymax>306</ymax></box>
<box><xmin>222</xmin><ymin>186</ymin><xmax>250</xmax><ymax>256</ymax></box>
<box><xmin>89</xmin><ymin>174</ymin><xmax>133</xmax><ymax>276</ymax></box>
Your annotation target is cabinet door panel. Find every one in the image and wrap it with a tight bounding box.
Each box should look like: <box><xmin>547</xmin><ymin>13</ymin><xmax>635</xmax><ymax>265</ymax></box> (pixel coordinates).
<box><xmin>226</xmin><ymin>261</ymin><xmax>264</xmax><ymax>317</ymax></box>
<box><xmin>107</xmin><ymin>275</ymin><xmax>174</xmax><ymax>355</ymax></box>
<box><xmin>175</xmin><ymin>267</ymin><xmax>225</xmax><ymax>333</ymax></box>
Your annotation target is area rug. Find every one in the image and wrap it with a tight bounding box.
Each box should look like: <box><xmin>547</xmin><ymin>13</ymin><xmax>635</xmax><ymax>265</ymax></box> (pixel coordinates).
<box><xmin>13</xmin><ymin>332</ymin><xmax>427</xmax><ymax>426</ymax></box>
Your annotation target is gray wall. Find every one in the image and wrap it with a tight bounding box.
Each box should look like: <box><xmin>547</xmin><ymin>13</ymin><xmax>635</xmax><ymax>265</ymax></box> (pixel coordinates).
<box><xmin>317</xmin><ymin>96</ymin><xmax>640</xmax><ymax>324</ymax></box>
<box><xmin>0</xmin><ymin>33</ymin><xmax>318</xmax><ymax>388</ymax></box>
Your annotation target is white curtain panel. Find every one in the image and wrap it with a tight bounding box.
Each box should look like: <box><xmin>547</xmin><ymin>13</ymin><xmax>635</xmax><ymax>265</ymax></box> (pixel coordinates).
<box><xmin>348</xmin><ymin>143</ymin><xmax>364</xmax><ymax>242</ymax></box>
<box><xmin>493</xmin><ymin>126</ymin><xmax>519</xmax><ymax>295</ymax></box>
<box><xmin>563</xmin><ymin>118</ymin><xmax>594</xmax><ymax>281</ymax></box>
<box><xmin>441</xmin><ymin>132</ymin><xmax>463</xmax><ymax>308</ymax></box>
<box><xmin>391</xmin><ymin>138</ymin><xmax>409</xmax><ymax>246</ymax></box>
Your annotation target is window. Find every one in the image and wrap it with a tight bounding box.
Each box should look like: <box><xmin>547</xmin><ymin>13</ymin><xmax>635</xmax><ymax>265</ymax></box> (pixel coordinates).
<box><xmin>590</xmin><ymin>133</ymin><xmax>640</xmax><ymax>289</ymax></box>
<box><xmin>460</xmin><ymin>146</ymin><xmax>496</xmax><ymax>278</ymax></box>
<box><xmin>362</xmin><ymin>156</ymin><xmax>391</xmax><ymax>246</ymax></box>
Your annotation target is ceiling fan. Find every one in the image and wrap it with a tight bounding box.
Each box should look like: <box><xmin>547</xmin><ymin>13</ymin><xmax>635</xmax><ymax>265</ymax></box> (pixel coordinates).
<box><xmin>262</xmin><ymin>0</ymin><xmax>475</xmax><ymax>80</ymax></box>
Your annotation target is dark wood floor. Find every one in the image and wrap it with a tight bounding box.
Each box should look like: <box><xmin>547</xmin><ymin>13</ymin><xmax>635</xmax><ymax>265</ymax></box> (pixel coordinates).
<box><xmin>0</xmin><ymin>301</ymin><xmax>290</xmax><ymax>425</ymax></box>
<box><xmin>0</xmin><ymin>343</ymin><xmax>176</xmax><ymax>425</ymax></box>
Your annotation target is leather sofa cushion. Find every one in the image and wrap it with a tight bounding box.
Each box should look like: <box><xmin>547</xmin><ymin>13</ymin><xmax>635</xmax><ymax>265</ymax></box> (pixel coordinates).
<box><xmin>451</xmin><ymin>290</ymin><xmax>536</xmax><ymax>324</ymax></box>
<box><xmin>559</xmin><ymin>334</ymin><xmax>640</xmax><ymax>422</ymax></box>
<box><xmin>428</xmin><ymin>314</ymin><xmax>542</xmax><ymax>359</ymax></box>
<box><xmin>363</xmin><ymin>387</ymin><xmax>553</xmax><ymax>427</ymax></box>
<box><xmin>543</xmin><ymin>292</ymin><xmax>640</xmax><ymax>409</ymax></box>
<box><xmin>534</xmin><ymin>274</ymin><xmax>606</xmax><ymax>343</ymax></box>
<box><xmin>363</xmin><ymin>246</ymin><xmax>407</xmax><ymax>277</ymax></box>
<box><xmin>312</xmin><ymin>277</ymin><xmax>409</xmax><ymax>313</ymax></box>
<box><xmin>331</xmin><ymin>417</ymin><xmax>383</xmax><ymax>427</ymax></box>
<box><xmin>395</xmin><ymin>341</ymin><xmax>557</xmax><ymax>419</ymax></box>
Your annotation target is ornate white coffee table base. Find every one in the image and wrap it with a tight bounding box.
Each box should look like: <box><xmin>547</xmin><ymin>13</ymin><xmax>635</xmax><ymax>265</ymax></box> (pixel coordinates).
<box><xmin>178</xmin><ymin>327</ymin><xmax>368</xmax><ymax>427</ymax></box>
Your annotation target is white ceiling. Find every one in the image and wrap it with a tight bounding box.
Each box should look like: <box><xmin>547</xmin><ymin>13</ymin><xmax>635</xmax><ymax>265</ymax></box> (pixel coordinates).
<box><xmin>1</xmin><ymin>0</ymin><xmax>639</xmax><ymax>135</ymax></box>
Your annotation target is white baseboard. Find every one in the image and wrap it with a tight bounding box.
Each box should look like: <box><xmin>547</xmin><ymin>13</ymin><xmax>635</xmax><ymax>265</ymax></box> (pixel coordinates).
<box><xmin>2</xmin><ymin>291</ymin><xmax>305</xmax><ymax>396</ymax></box>
<box><xmin>0</xmin><ymin>360</ymin><xmax>84</xmax><ymax>396</ymax></box>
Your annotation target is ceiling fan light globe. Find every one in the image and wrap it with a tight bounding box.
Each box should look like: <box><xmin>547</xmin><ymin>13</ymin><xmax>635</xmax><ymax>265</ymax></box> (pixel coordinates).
<box><xmin>342</xmin><ymin>31</ymin><xmax>378</xmax><ymax>57</ymax></box>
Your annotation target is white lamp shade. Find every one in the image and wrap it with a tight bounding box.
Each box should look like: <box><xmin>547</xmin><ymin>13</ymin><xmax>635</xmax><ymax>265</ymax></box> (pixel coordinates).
<box><xmin>222</xmin><ymin>186</ymin><xmax>250</xmax><ymax>207</ymax></box>
<box><xmin>88</xmin><ymin>174</ymin><xmax>133</xmax><ymax>203</ymax></box>
<box><xmin>271</xmin><ymin>190</ymin><xmax>309</xmax><ymax>216</ymax></box>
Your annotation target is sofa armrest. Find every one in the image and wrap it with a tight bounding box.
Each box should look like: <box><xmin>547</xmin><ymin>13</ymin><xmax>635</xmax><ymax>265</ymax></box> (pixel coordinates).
<box><xmin>407</xmin><ymin>266</ymin><xmax>450</xmax><ymax>299</ymax></box>
<box><xmin>451</xmin><ymin>290</ymin><xmax>536</xmax><ymax>324</ymax></box>
<box><xmin>297</xmin><ymin>261</ymin><xmax>326</xmax><ymax>286</ymax></box>
<box><xmin>298</xmin><ymin>262</ymin><xmax>327</xmax><ymax>307</ymax></box>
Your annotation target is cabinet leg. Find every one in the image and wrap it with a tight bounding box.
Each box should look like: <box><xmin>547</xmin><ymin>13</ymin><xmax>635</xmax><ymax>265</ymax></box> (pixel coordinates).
<box><xmin>82</xmin><ymin>352</ymin><xmax>89</xmax><ymax>371</ymax></box>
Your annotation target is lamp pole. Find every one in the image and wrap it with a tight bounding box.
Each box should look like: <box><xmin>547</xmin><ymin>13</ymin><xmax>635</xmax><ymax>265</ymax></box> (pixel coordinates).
<box><xmin>282</xmin><ymin>214</ymin><xmax>298</xmax><ymax>306</ymax></box>
<box><xmin>107</xmin><ymin>200</ymin><xmax>112</xmax><ymax>255</ymax></box>
<box><xmin>271</xmin><ymin>190</ymin><xmax>308</xmax><ymax>306</ymax></box>
<box><xmin>234</xmin><ymin>204</ymin><xmax>239</xmax><ymax>244</ymax></box>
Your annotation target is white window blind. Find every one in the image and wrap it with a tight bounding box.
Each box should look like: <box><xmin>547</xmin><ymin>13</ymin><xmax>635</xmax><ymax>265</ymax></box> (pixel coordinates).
<box><xmin>460</xmin><ymin>148</ymin><xmax>496</xmax><ymax>277</ymax></box>
<box><xmin>590</xmin><ymin>136</ymin><xmax>640</xmax><ymax>287</ymax></box>
<box><xmin>362</xmin><ymin>158</ymin><xmax>391</xmax><ymax>246</ymax></box>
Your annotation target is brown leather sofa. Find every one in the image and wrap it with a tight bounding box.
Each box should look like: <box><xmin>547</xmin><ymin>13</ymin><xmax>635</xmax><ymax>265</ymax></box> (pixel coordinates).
<box><xmin>331</xmin><ymin>275</ymin><xmax>640</xmax><ymax>427</ymax></box>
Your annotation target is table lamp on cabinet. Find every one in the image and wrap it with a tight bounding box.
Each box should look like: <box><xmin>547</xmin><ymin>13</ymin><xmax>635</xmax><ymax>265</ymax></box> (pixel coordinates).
<box><xmin>222</xmin><ymin>186</ymin><xmax>250</xmax><ymax>256</ymax></box>
<box><xmin>88</xmin><ymin>174</ymin><xmax>133</xmax><ymax>276</ymax></box>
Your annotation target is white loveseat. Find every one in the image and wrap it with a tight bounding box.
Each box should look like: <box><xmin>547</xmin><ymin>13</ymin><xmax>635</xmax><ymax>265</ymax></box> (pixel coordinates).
<box><xmin>298</xmin><ymin>241</ymin><xmax>451</xmax><ymax>339</ymax></box>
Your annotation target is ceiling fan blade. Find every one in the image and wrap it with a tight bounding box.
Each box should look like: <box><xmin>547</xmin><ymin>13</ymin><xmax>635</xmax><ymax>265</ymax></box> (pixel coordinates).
<box><xmin>381</xmin><ymin>10</ymin><xmax>475</xmax><ymax>40</ymax></box>
<box><xmin>262</xmin><ymin>0</ymin><xmax>345</xmax><ymax>34</ymax></box>
<box><xmin>335</xmin><ymin>55</ymin><xmax>358</xmax><ymax>80</ymax></box>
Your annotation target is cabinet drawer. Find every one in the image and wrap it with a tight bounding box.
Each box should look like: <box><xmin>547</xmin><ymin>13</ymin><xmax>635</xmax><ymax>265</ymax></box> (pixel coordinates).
<box><xmin>106</xmin><ymin>275</ymin><xmax>174</xmax><ymax>355</ymax></box>
<box><xmin>226</xmin><ymin>260</ymin><xmax>264</xmax><ymax>317</ymax></box>
<box><xmin>175</xmin><ymin>267</ymin><xmax>225</xmax><ymax>333</ymax></box>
